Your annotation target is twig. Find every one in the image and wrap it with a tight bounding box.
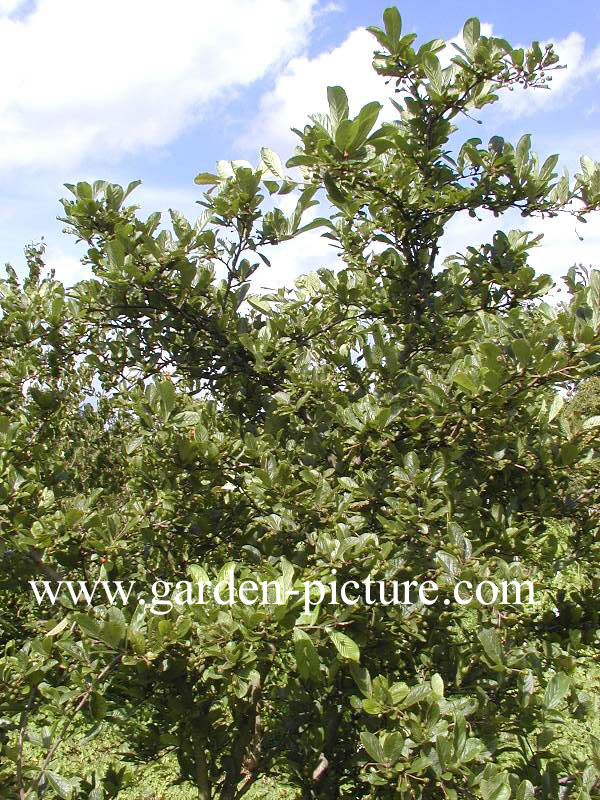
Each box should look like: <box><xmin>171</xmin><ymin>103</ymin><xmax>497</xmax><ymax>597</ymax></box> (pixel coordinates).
<box><xmin>17</xmin><ymin>687</ymin><xmax>37</xmax><ymax>800</ymax></box>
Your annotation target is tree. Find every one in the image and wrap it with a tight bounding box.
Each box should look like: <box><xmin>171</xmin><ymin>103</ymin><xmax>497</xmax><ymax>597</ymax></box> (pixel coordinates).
<box><xmin>3</xmin><ymin>7</ymin><xmax>600</xmax><ymax>799</ymax></box>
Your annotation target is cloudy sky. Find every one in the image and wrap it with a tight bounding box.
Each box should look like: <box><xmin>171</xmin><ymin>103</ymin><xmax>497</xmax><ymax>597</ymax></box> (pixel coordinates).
<box><xmin>1</xmin><ymin>0</ymin><xmax>599</xmax><ymax>290</ymax></box>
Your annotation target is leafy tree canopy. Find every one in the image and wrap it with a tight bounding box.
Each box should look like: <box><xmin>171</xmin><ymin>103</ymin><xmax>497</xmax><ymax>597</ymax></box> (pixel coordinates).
<box><xmin>2</xmin><ymin>8</ymin><xmax>600</xmax><ymax>800</ymax></box>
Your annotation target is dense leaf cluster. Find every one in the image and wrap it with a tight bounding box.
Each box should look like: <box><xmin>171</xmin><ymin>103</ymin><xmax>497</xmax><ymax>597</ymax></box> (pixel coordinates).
<box><xmin>2</xmin><ymin>8</ymin><xmax>600</xmax><ymax>800</ymax></box>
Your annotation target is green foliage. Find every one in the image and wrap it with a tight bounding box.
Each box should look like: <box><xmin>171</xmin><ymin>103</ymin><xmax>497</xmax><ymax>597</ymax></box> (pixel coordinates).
<box><xmin>2</xmin><ymin>7</ymin><xmax>600</xmax><ymax>800</ymax></box>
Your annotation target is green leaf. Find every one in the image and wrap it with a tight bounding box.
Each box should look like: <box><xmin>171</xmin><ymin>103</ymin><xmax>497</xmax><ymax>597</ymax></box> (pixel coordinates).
<box><xmin>590</xmin><ymin>737</ymin><xmax>600</xmax><ymax>773</ymax></box>
<box><xmin>478</xmin><ymin>628</ymin><xmax>503</xmax><ymax>664</ymax></box>
<box><xmin>582</xmin><ymin>415</ymin><xmax>600</xmax><ymax>430</ymax></box>
<box><xmin>537</xmin><ymin>727</ymin><xmax>554</xmax><ymax>748</ymax></box>
<box><xmin>173</xmin><ymin>411</ymin><xmax>202</xmax><ymax>428</ymax></box>
<box><xmin>247</xmin><ymin>296</ymin><xmax>272</xmax><ymax>315</ymax></box>
<box><xmin>158</xmin><ymin>379</ymin><xmax>176</xmax><ymax>414</ymax></box>
<box><xmin>124</xmin><ymin>178</ymin><xmax>142</xmax><ymax>200</ymax></box>
<box><xmin>548</xmin><ymin>393</ymin><xmax>564</xmax><ymax>422</ymax></box>
<box><xmin>423</xmin><ymin>54</ymin><xmax>443</xmax><ymax>95</ymax></box>
<box><xmin>366</xmin><ymin>26</ymin><xmax>390</xmax><ymax>51</ymax></box>
<box><xmin>436</xmin><ymin>550</ymin><xmax>458</xmax><ymax>577</ymax></box>
<box><xmin>102</xmin><ymin>609</ymin><xmax>127</xmax><ymax>648</ymax></box>
<box><xmin>362</xmin><ymin>697</ymin><xmax>384</xmax><ymax>715</ymax></box>
<box><xmin>323</xmin><ymin>173</ymin><xmax>349</xmax><ymax>205</ymax></box>
<box><xmin>188</xmin><ymin>564</ymin><xmax>210</xmax><ymax>584</ymax></box>
<box><xmin>560</xmin><ymin>441</ymin><xmax>579</xmax><ymax>465</ymax></box>
<box><xmin>452</xmin><ymin>371</ymin><xmax>478</xmax><ymax>394</ymax></box>
<box><xmin>544</xmin><ymin>672</ymin><xmax>570</xmax><ymax>710</ymax></box>
<box><xmin>194</xmin><ymin>172</ymin><xmax>221</xmax><ymax>186</ymax></box>
<box><xmin>46</xmin><ymin>617</ymin><xmax>69</xmax><ymax>637</ymax></box>
<box><xmin>296</xmin><ymin>217</ymin><xmax>330</xmax><ymax>236</ymax></box>
<box><xmin>463</xmin><ymin>18</ymin><xmax>481</xmax><ymax>54</ymax></box>
<box><xmin>125</xmin><ymin>435</ymin><xmax>144</xmax><ymax>455</ymax></box>
<box><xmin>482</xmin><ymin>781</ymin><xmax>511</xmax><ymax>800</ymax></box>
<box><xmin>511</xmin><ymin>339</ymin><xmax>531</xmax><ymax>367</ymax></box>
<box><xmin>540</xmin><ymin>154</ymin><xmax>559</xmax><ymax>181</ymax></box>
<box><xmin>285</xmin><ymin>154</ymin><xmax>318</xmax><ymax>168</ymax></box>
<box><xmin>453</xmin><ymin>716</ymin><xmax>467</xmax><ymax>760</ymax></box>
<box><xmin>399</xmin><ymin>683</ymin><xmax>431</xmax><ymax>708</ymax></box>
<box><xmin>383</xmin><ymin>732</ymin><xmax>405</xmax><ymax>763</ymax></box>
<box><xmin>76</xmin><ymin>181</ymin><xmax>93</xmax><ymax>200</ymax></box>
<box><xmin>335</xmin><ymin>119</ymin><xmax>357</xmax><ymax>152</ymax></box>
<box><xmin>383</xmin><ymin>7</ymin><xmax>402</xmax><ymax>46</ymax></box>
<box><xmin>516</xmin><ymin>780</ymin><xmax>535</xmax><ymax>800</ymax></box>
<box><xmin>349</xmin><ymin>663</ymin><xmax>372</xmax><ymax>697</ymax></box>
<box><xmin>360</xmin><ymin>731</ymin><xmax>385</xmax><ymax>763</ymax></box>
<box><xmin>263</xmin><ymin>180</ymin><xmax>279</xmax><ymax>195</ymax></box>
<box><xmin>347</xmin><ymin>101</ymin><xmax>382</xmax><ymax>152</ymax></box>
<box><xmin>106</xmin><ymin>239</ymin><xmax>125</xmax><ymax>268</ymax></box>
<box><xmin>293</xmin><ymin>628</ymin><xmax>321</xmax><ymax>681</ymax></box>
<box><xmin>328</xmin><ymin>629</ymin><xmax>360</xmax><ymax>662</ymax></box>
<box><xmin>74</xmin><ymin>613</ymin><xmax>103</xmax><ymax>641</ymax></box>
<box><xmin>260</xmin><ymin>147</ymin><xmax>285</xmax><ymax>179</ymax></box>
<box><xmin>327</xmin><ymin>85</ymin><xmax>349</xmax><ymax>133</ymax></box>
<box><xmin>511</xmin><ymin>48</ymin><xmax>524</xmax><ymax>67</ymax></box>
<box><xmin>581</xmin><ymin>154</ymin><xmax>597</xmax><ymax>179</ymax></box>
<box><xmin>515</xmin><ymin>134</ymin><xmax>532</xmax><ymax>170</ymax></box>
<box><xmin>431</xmin><ymin>673</ymin><xmax>444</xmax><ymax>698</ymax></box>
<box><xmin>46</xmin><ymin>771</ymin><xmax>77</xmax><ymax>799</ymax></box>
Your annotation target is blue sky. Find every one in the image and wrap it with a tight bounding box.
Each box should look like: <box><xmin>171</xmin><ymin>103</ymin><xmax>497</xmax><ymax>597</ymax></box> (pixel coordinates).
<box><xmin>1</xmin><ymin>0</ymin><xmax>599</xmax><ymax>289</ymax></box>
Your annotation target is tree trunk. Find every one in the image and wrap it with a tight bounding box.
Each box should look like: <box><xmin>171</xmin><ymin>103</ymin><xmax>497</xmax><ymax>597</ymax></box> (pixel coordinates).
<box><xmin>194</xmin><ymin>737</ymin><xmax>211</xmax><ymax>800</ymax></box>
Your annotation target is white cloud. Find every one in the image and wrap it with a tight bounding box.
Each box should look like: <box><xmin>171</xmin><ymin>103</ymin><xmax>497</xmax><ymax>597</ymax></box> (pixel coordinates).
<box><xmin>444</xmin><ymin>25</ymin><xmax>600</xmax><ymax>119</ymax></box>
<box><xmin>439</xmin><ymin>206</ymin><xmax>600</xmax><ymax>294</ymax></box>
<box><xmin>440</xmin><ymin>25</ymin><xmax>600</xmax><ymax>119</ymax></box>
<box><xmin>496</xmin><ymin>33</ymin><xmax>600</xmax><ymax>118</ymax></box>
<box><xmin>252</xmin><ymin>228</ymin><xmax>339</xmax><ymax>290</ymax></box>
<box><xmin>245</xmin><ymin>26</ymin><xmax>394</xmax><ymax>156</ymax></box>
<box><xmin>247</xmin><ymin>16</ymin><xmax>600</xmax><ymax>160</ymax></box>
<box><xmin>134</xmin><ymin>184</ymin><xmax>201</xmax><ymax>224</ymax></box>
<box><xmin>241</xmin><ymin>18</ymin><xmax>600</xmax><ymax>289</ymax></box>
<box><xmin>0</xmin><ymin>0</ymin><xmax>24</xmax><ymax>14</ymax></box>
<box><xmin>250</xmin><ymin>19</ymin><xmax>597</xmax><ymax>159</ymax></box>
<box><xmin>525</xmin><ymin>211</ymin><xmax>600</xmax><ymax>278</ymax></box>
<box><xmin>45</xmin><ymin>248</ymin><xmax>92</xmax><ymax>287</ymax></box>
<box><xmin>0</xmin><ymin>0</ymin><xmax>317</xmax><ymax>172</ymax></box>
